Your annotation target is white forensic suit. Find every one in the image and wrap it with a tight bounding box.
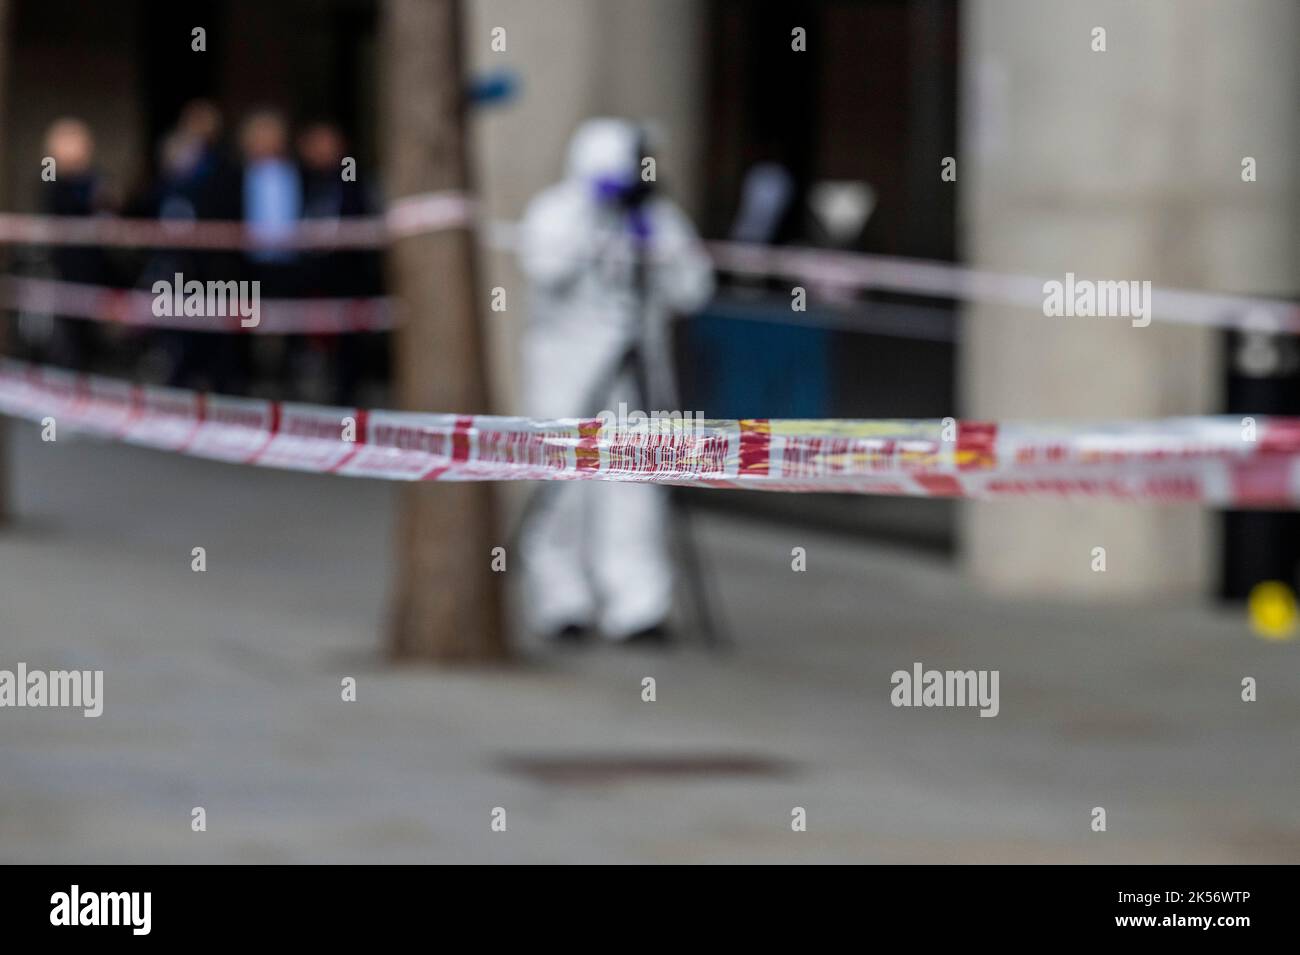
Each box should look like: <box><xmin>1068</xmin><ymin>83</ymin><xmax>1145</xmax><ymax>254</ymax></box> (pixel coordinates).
<box><xmin>518</xmin><ymin>119</ymin><xmax>714</xmax><ymax>640</ymax></box>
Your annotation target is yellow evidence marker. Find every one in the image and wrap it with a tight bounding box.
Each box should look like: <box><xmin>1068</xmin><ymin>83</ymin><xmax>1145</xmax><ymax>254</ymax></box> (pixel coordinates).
<box><xmin>1247</xmin><ymin>581</ymin><xmax>1298</xmax><ymax>641</ymax></box>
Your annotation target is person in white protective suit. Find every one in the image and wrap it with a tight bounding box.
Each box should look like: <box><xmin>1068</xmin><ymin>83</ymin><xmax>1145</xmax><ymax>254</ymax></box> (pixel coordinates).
<box><xmin>518</xmin><ymin>118</ymin><xmax>715</xmax><ymax>643</ymax></box>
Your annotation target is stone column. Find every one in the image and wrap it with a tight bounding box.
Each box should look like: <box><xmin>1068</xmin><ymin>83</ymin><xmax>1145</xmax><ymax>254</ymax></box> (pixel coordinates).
<box><xmin>959</xmin><ymin>0</ymin><xmax>1299</xmax><ymax>596</ymax></box>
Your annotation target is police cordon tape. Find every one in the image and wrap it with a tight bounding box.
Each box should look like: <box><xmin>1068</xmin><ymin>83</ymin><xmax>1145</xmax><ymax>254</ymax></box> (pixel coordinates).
<box><xmin>0</xmin><ymin>190</ymin><xmax>473</xmax><ymax>251</ymax></box>
<box><xmin>4</xmin><ymin>358</ymin><xmax>1300</xmax><ymax>506</ymax></box>
<box><xmin>2</xmin><ymin>202</ymin><xmax>1297</xmax><ymax>335</ymax></box>
<box><xmin>0</xmin><ymin>275</ymin><xmax>396</xmax><ymax>334</ymax></box>
<box><xmin>704</xmin><ymin>241</ymin><xmax>1300</xmax><ymax>335</ymax></box>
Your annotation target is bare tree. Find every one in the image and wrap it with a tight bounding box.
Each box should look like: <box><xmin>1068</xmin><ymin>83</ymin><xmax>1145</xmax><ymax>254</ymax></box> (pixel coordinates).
<box><xmin>383</xmin><ymin>0</ymin><xmax>505</xmax><ymax>660</ymax></box>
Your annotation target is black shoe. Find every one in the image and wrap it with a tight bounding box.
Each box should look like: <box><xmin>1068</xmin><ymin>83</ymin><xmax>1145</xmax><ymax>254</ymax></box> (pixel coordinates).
<box><xmin>620</xmin><ymin>624</ymin><xmax>672</xmax><ymax>646</ymax></box>
<box><xmin>551</xmin><ymin>623</ymin><xmax>592</xmax><ymax>643</ymax></box>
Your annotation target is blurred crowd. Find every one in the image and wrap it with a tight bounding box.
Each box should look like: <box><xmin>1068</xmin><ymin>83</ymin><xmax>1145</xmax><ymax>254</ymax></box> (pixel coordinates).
<box><xmin>12</xmin><ymin>98</ymin><xmax>877</xmax><ymax>416</ymax></box>
<box><xmin>15</xmin><ymin>100</ymin><xmax>384</xmax><ymax>404</ymax></box>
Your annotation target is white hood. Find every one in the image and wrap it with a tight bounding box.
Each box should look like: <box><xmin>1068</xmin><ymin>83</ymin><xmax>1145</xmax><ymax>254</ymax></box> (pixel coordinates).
<box><xmin>564</xmin><ymin>118</ymin><xmax>640</xmax><ymax>185</ymax></box>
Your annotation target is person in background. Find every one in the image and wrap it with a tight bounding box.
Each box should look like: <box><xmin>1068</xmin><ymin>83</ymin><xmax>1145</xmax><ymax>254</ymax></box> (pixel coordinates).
<box><xmin>517</xmin><ymin>118</ymin><xmax>714</xmax><ymax>645</ymax></box>
<box><xmin>142</xmin><ymin>101</ymin><xmax>229</xmax><ymax>217</ymax></box>
<box><xmin>296</xmin><ymin>120</ymin><xmax>380</xmax><ymax>404</ymax></box>
<box><xmin>240</xmin><ymin>108</ymin><xmax>302</xmax><ymax>263</ymax></box>
<box><xmin>239</xmin><ymin>109</ymin><xmax>302</xmax><ymax>396</ymax></box>
<box><xmin>298</xmin><ymin>121</ymin><xmax>367</xmax><ymax>224</ymax></box>
<box><xmin>40</xmin><ymin>118</ymin><xmax>111</xmax><ymax>370</ymax></box>
<box><xmin>139</xmin><ymin>100</ymin><xmax>241</xmax><ymax>389</ymax></box>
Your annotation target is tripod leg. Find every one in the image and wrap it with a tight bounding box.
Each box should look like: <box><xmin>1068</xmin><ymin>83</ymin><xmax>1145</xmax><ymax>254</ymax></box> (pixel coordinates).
<box><xmin>669</xmin><ymin>487</ymin><xmax>730</xmax><ymax>649</ymax></box>
<box><xmin>628</xmin><ymin>325</ymin><xmax>729</xmax><ymax>649</ymax></box>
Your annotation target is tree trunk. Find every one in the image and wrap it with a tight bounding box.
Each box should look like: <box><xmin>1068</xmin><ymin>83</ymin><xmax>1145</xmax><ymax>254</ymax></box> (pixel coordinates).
<box><xmin>383</xmin><ymin>0</ymin><xmax>506</xmax><ymax>661</ymax></box>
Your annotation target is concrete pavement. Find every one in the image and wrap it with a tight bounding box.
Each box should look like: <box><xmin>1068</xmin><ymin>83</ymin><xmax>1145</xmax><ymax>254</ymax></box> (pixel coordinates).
<box><xmin>1</xmin><ymin>421</ymin><xmax>1297</xmax><ymax>863</ymax></box>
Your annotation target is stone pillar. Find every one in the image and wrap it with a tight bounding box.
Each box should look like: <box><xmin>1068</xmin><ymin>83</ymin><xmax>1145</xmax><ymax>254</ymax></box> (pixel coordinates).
<box><xmin>959</xmin><ymin>0</ymin><xmax>1300</xmax><ymax>597</ymax></box>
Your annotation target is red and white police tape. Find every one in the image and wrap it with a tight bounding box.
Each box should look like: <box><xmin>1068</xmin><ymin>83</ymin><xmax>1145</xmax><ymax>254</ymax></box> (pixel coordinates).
<box><xmin>4</xmin><ymin>206</ymin><xmax>1295</xmax><ymax>335</ymax></box>
<box><xmin>3</xmin><ymin>359</ymin><xmax>1300</xmax><ymax>506</ymax></box>
<box><xmin>703</xmin><ymin>242</ymin><xmax>1300</xmax><ymax>334</ymax></box>
<box><xmin>0</xmin><ymin>275</ymin><xmax>396</xmax><ymax>334</ymax></box>
<box><xmin>0</xmin><ymin>190</ymin><xmax>473</xmax><ymax>251</ymax></box>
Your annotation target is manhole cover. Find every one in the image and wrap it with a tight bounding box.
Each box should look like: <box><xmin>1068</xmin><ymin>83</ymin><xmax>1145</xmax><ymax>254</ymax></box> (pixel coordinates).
<box><xmin>499</xmin><ymin>753</ymin><xmax>793</xmax><ymax>785</ymax></box>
